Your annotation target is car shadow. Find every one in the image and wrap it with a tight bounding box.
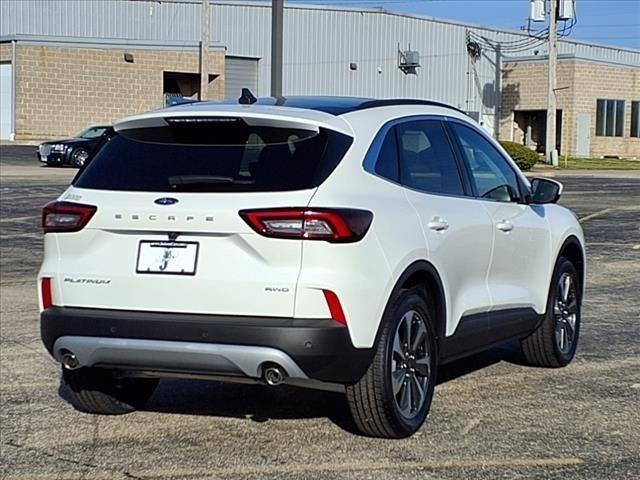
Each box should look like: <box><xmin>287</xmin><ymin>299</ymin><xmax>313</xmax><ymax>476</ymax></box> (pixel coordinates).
<box><xmin>142</xmin><ymin>379</ymin><xmax>363</xmax><ymax>434</ymax></box>
<box><xmin>129</xmin><ymin>340</ymin><xmax>531</xmax><ymax>435</ymax></box>
<box><xmin>436</xmin><ymin>339</ymin><xmax>529</xmax><ymax>385</ymax></box>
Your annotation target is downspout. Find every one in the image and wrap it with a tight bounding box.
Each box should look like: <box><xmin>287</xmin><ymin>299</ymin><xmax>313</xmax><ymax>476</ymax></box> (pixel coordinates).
<box><xmin>10</xmin><ymin>39</ymin><xmax>16</xmax><ymax>141</ymax></box>
<box><xmin>494</xmin><ymin>44</ymin><xmax>502</xmax><ymax>140</ymax></box>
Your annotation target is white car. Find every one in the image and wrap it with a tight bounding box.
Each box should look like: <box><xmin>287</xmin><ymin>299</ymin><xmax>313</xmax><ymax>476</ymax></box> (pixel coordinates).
<box><xmin>39</xmin><ymin>97</ymin><xmax>585</xmax><ymax>438</ymax></box>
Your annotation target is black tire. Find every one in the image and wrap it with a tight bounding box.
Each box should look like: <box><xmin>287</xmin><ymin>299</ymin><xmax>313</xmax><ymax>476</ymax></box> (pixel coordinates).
<box><xmin>346</xmin><ymin>288</ymin><xmax>437</xmax><ymax>438</ymax></box>
<box><xmin>70</xmin><ymin>148</ymin><xmax>89</xmax><ymax>168</ymax></box>
<box><xmin>62</xmin><ymin>367</ymin><xmax>158</xmax><ymax>414</ymax></box>
<box><xmin>521</xmin><ymin>257</ymin><xmax>581</xmax><ymax>368</ymax></box>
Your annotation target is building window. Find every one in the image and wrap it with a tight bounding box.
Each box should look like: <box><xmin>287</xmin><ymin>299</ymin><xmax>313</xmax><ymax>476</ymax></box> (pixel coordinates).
<box><xmin>632</xmin><ymin>102</ymin><xmax>640</xmax><ymax>138</ymax></box>
<box><xmin>596</xmin><ymin>99</ymin><xmax>625</xmax><ymax>137</ymax></box>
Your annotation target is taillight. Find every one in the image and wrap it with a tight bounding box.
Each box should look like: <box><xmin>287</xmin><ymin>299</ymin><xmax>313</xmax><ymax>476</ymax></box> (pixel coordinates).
<box><xmin>239</xmin><ymin>208</ymin><xmax>373</xmax><ymax>243</ymax></box>
<box><xmin>42</xmin><ymin>201</ymin><xmax>97</xmax><ymax>233</ymax></box>
<box><xmin>41</xmin><ymin>277</ymin><xmax>53</xmax><ymax>309</ymax></box>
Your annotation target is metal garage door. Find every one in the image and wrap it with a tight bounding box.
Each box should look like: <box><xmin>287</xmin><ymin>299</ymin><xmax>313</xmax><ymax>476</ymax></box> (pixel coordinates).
<box><xmin>0</xmin><ymin>63</ymin><xmax>12</xmax><ymax>140</ymax></box>
<box><xmin>225</xmin><ymin>57</ymin><xmax>258</xmax><ymax>100</ymax></box>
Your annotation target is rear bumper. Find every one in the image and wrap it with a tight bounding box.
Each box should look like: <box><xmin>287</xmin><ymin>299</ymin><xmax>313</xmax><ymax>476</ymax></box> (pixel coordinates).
<box><xmin>41</xmin><ymin>307</ymin><xmax>374</xmax><ymax>384</ymax></box>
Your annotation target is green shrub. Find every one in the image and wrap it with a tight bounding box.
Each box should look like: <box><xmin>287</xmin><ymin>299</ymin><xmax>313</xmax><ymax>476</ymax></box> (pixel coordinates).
<box><xmin>499</xmin><ymin>141</ymin><xmax>539</xmax><ymax>171</ymax></box>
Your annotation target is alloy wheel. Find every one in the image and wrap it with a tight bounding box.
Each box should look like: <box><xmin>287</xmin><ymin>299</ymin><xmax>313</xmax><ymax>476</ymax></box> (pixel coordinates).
<box><xmin>73</xmin><ymin>150</ymin><xmax>89</xmax><ymax>167</ymax></box>
<box><xmin>554</xmin><ymin>272</ymin><xmax>578</xmax><ymax>354</ymax></box>
<box><xmin>391</xmin><ymin>310</ymin><xmax>431</xmax><ymax>419</ymax></box>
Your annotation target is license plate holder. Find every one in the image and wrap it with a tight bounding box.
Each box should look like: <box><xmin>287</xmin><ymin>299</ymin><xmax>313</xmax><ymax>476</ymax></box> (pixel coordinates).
<box><xmin>136</xmin><ymin>241</ymin><xmax>199</xmax><ymax>275</ymax></box>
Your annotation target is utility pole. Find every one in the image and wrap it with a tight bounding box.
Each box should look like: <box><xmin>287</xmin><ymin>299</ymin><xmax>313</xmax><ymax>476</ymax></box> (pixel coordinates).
<box><xmin>271</xmin><ymin>0</ymin><xmax>284</xmax><ymax>98</ymax></box>
<box><xmin>546</xmin><ymin>0</ymin><xmax>558</xmax><ymax>166</ymax></box>
<box><xmin>199</xmin><ymin>0</ymin><xmax>210</xmax><ymax>101</ymax></box>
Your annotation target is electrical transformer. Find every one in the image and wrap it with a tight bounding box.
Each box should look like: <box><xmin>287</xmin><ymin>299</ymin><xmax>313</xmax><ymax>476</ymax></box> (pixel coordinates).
<box><xmin>530</xmin><ymin>0</ymin><xmax>545</xmax><ymax>22</ymax></box>
<box><xmin>558</xmin><ymin>0</ymin><xmax>576</xmax><ymax>20</ymax></box>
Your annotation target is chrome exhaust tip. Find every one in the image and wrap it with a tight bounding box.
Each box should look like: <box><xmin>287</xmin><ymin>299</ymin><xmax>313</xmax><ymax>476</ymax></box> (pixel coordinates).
<box><xmin>61</xmin><ymin>351</ymin><xmax>80</xmax><ymax>370</ymax></box>
<box><xmin>263</xmin><ymin>365</ymin><xmax>286</xmax><ymax>386</ymax></box>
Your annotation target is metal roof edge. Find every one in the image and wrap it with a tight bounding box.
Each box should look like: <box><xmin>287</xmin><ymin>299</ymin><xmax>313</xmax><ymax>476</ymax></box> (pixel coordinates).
<box><xmin>504</xmin><ymin>53</ymin><xmax>640</xmax><ymax>70</ymax></box>
<box><xmin>0</xmin><ymin>34</ymin><xmax>227</xmax><ymax>52</ymax></box>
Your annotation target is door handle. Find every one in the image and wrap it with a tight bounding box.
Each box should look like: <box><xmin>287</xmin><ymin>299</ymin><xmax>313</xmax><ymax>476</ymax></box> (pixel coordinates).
<box><xmin>427</xmin><ymin>217</ymin><xmax>449</xmax><ymax>231</ymax></box>
<box><xmin>496</xmin><ymin>220</ymin><xmax>514</xmax><ymax>232</ymax></box>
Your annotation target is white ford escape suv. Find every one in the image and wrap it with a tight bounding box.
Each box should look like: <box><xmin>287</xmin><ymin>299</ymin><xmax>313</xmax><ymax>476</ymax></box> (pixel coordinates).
<box><xmin>39</xmin><ymin>96</ymin><xmax>585</xmax><ymax>438</ymax></box>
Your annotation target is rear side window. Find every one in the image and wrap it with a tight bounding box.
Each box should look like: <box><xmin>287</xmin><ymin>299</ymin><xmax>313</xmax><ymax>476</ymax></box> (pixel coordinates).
<box><xmin>374</xmin><ymin>128</ymin><xmax>400</xmax><ymax>182</ymax></box>
<box><xmin>74</xmin><ymin>118</ymin><xmax>352</xmax><ymax>192</ymax></box>
<box><xmin>396</xmin><ymin>120</ymin><xmax>465</xmax><ymax>196</ymax></box>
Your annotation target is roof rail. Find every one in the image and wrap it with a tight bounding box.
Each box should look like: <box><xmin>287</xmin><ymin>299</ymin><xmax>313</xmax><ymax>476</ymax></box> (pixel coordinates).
<box><xmin>168</xmin><ymin>95</ymin><xmax>466</xmax><ymax>117</ymax></box>
<box><xmin>354</xmin><ymin>99</ymin><xmax>465</xmax><ymax>114</ymax></box>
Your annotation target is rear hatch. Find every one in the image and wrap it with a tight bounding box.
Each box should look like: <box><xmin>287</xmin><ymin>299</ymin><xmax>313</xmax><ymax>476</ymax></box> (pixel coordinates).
<box><xmin>45</xmin><ymin>107</ymin><xmax>353</xmax><ymax>317</ymax></box>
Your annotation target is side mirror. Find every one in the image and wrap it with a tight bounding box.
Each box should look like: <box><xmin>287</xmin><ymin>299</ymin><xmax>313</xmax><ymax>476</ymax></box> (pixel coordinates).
<box><xmin>530</xmin><ymin>177</ymin><xmax>563</xmax><ymax>204</ymax></box>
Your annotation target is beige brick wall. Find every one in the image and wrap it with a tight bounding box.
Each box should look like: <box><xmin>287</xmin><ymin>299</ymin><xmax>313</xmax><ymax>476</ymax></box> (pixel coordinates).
<box><xmin>500</xmin><ymin>58</ymin><xmax>640</xmax><ymax>158</ymax></box>
<box><xmin>13</xmin><ymin>44</ymin><xmax>225</xmax><ymax>140</ymax></box>
<box><xmin>500</xmin><ymin>60</ymin><xmax>576</xmax><ymax>155</ymax></box>
<box><xmin>0</xmin><ymin>42</ymin><xmax>11</xmax><ymax>62</ymax></box>
<box><xmin>572</xmin><ymin>62</ymin><xmax>639</xmax><ymax>159</ymax></box>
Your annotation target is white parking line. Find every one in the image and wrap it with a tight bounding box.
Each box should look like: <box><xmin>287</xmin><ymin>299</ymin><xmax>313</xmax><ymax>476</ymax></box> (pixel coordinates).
<box><xmin>579</xmin><ymin>205</ymin><xmax>640</xmax><ymax>223</ymax></box>
<box><xmin>0</xmin><ymin>457</ymin><xmax>585</xmax><ymax>480</ymax></box>
<box><xmin>0</xmin><ymin>233</ymin><xmax>41</xmax><ymax>239</ymax></box>
<box><xmin>579</xmin><ymin>208</ymin><xmax>613</xmax><ymax>222</ymax></box>
<box><xmin>0</xmin><ymin>215</ymin><xmax>40</xmax><ymax>223</ymax></box>
<box><xmin>125</xmin><ymin>457</ymin><xmax>588</xmax><ymax>478</ymax></box>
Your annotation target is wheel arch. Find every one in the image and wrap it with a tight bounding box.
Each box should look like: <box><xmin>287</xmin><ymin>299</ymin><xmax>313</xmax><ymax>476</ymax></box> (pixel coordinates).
<box><xmin>557</xmin><ymin>235</ymin><xmax>586</xmax><ymax>300</ymax></box>
<box><xmin>375</xmin><ymin>260</ymin><xmax>447</xmax><ymax>348</ymax></box>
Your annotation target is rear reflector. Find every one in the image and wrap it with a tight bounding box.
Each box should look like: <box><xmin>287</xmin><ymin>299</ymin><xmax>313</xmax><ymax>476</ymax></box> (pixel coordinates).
<box><xmin>239</xmin><ymin>208</ymin><xmax>373</xmax><ymax>243</ymax></box>
<box><xmin>322</xmin><ymin>289</ymin><xmax>347</xmax><ymax>325</ymax></box>
<box><xmin>42</xmin><ymin>201</ymin><xmax>97</xmax><ymax>233</ymax></box>
<box><xmin>41</xmin><ymin>278</ymin><xmax>53</xmax><ymax>309</ymax></box>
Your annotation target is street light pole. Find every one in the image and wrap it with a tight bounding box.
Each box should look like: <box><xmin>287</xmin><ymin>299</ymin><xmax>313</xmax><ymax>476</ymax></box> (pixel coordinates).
<box><xmin>199</xmin><ymin>0</ymin><xmax>210</xmax><ymax>101</ymax></box>
<box><xmin>271</xmin><ymin>0</ymin><xmax>284</xmax><ymax>98</ymax></box>
<box><xmin>546</xmin><ymin>0</ymin><xmax>558</xmax><ymax>165</ymax></box>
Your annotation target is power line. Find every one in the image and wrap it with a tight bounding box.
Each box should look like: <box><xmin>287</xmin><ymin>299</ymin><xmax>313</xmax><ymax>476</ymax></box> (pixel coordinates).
<box><xmin>300</xmin><ymin>0</ymin><xmax>639</xmax><ymax>2</ymax></box>
<box><xmin>579</xmin><ymin>36</ymin><xmax>640</xmax><ymax>39</ymax></box>
<box><xmin>576</xmin><ymin>24</ymin><xmax>640</xmax><ymax>27</ymax></box>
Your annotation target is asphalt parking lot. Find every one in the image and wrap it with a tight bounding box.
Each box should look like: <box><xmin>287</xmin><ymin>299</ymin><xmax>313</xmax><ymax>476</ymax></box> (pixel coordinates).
<box><xmin>1</xmin><ymin>145</ymin><xmax>639</xmax><ymax>480</ymax></box>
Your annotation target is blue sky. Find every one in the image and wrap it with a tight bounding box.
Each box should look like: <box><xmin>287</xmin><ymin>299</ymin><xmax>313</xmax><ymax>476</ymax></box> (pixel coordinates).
<box><xmin>298</xmin><ymin>0</ymin><xmax>640</xmax><ymax>49</ymax></box>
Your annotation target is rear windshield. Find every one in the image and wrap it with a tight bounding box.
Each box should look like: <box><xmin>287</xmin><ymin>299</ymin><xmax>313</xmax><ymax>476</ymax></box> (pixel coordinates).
<box><xmin>73</xmin><ymin>118</ymin><xmax>353</xmax><ymax>192</ymax></box>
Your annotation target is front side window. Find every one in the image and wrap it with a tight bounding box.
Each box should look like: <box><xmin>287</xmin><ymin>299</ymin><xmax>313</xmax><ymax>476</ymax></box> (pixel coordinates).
<box><xmin>596</xmin><ymin>99</ymin><xmax>625</xmax><ymax>137</ymax></box>
<box><xmin>450</xmin><ymin>123</ymin><xmax>520</xmax><ymax>203</ymax></box>
<box><xmin>396</xmin><ymin>120</ymin><xmax>465</xmax><ymax>196</ymax></box>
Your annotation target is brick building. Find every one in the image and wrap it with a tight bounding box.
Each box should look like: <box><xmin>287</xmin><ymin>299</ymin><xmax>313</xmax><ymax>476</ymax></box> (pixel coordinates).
<box><xmin>500</xmin><ymin>55</ymin><xmax>640</xmax><ymax>159</ymax></box>
<box><xmin>0</xmin><ymin>38</ymin><xmax>226</xmax><ymax>141</ymax></box>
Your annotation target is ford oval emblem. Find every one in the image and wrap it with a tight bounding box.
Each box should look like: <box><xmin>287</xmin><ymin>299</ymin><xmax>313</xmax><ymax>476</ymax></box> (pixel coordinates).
<box><xmin>154</xmin><ymin>197</ymin><xmax>179</xmax><ymax>206</ymax></box>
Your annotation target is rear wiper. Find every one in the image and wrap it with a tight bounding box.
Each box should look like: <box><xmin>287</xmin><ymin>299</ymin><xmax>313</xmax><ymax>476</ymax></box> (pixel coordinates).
<box><xmin>168</xmin><ymin>175</ymin><xmax>254</xmax><ymax>187</ymax></box>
